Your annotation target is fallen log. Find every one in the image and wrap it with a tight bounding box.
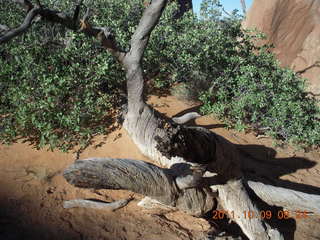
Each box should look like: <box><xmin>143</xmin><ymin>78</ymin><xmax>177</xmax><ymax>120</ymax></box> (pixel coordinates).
<box><xmin>64</xmin><ymin>158</ymin><xmax>215</xmax><ymax>217</ymax></box>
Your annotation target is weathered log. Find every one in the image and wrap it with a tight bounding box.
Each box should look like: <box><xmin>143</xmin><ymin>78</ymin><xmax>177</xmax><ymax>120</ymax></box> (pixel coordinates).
<box><xmin>247</xmin><ymin>181</ymin><xmax>320</xmax><ymax>214</ymax></box>
<box><xmin>64</xmin><ymin>157</ymin><xmax>320</xmax><ymax>236</ymax></box>
<box><xmin>63</xmin><ymin>158</ymin><xmax>214</xmax><ymax>217</ymax></box>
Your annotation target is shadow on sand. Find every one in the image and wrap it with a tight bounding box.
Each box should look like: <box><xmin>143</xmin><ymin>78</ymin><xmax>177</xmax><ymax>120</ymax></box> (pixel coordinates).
<box><xmin>174</xmin><ymin>106</ymin><xmax>320</xmax><ymax>240</ymax></box>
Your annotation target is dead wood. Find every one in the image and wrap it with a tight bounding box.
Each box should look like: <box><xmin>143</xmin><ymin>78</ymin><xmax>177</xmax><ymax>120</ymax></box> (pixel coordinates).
<box><xmin>247</xmin><ymin>181</ymin><xmax>320</xmax><ymax>213</ymax></box>
<box><xmin>63</xmin><ymin>157</ymin><xmax>215</xmax><ymax>216</ymax></box>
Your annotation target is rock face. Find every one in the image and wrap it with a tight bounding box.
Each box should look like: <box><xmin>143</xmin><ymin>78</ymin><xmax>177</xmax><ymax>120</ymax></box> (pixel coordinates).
<box><xmin>243</xmin><ymin>0</ymin><xmax>320</xmax><ymax>96</ymax></box>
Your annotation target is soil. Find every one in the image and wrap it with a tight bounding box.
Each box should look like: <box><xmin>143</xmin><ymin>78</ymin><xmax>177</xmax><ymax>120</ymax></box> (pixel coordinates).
<box><xmin>0</xmin><ymin>95</ymin><xmax>319</xmax><ymax>240</ymax></box>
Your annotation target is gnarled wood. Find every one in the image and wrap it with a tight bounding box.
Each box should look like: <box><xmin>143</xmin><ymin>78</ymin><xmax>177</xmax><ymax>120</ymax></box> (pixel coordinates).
<box><xmin>0</xmin><ymin>6</ymin><xmax>40</xmax><ymax>44</ymax></box>
<box><xmin>63</xmin><ymin>157</ymin><xmax>214</xmax><ymax>216</ymax></box>
<box><xmin>247</xmin><ymin>181</ymin><xmax>320</xmax><ymax>214</ymax></box>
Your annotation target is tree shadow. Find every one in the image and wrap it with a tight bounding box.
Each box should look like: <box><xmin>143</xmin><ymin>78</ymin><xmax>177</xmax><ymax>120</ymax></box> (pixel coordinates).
<box><xmin>174</xmin><ymin>105</ymin><xmax>320</xmax><ymax>239</ymax></box>
<box><xmin>0</xmin><ymin>199</ymin><xmax>80</xmax><ymax>240</ymax></box>
<box><xmin>237</xmin><ymin>144</ymin><xmax>319</xmax><ymax>195</ymax></box>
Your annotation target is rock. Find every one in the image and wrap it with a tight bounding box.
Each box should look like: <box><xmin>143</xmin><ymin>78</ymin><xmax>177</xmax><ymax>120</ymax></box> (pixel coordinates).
<box><xmin>243</xmin><ymin>0</ymin><xmax>320</xmax><ymax>97</ymax></box>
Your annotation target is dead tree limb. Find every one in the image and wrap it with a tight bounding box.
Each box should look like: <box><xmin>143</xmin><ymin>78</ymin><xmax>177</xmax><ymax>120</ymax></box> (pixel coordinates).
<box><xmin>247</xmin><ymin>181</ymin><xmax>320</xmax><ymax>213</ymax></box>
<box><xmin>240</xmin><ymin>0</ymin><xmax>247</xmax><ymax>15</ymax></box>
<box><xmin>64</xmin><ymin>158</ymin><xmax>320</xmax><ymax>226</ymax></box>
<box><xmin>0</xmin><ymin>6</ymin><xmax>40</xmax><ymax>44</ymax></box>
<box><xmin>64</xmin><ymin>158</ymin><xmax>215</xmax><ymax>216</ymax></box>
<box><xmin>172</xmin><ymin>112</ymin><xmax>201</xmax><ymax>124</ymax></box>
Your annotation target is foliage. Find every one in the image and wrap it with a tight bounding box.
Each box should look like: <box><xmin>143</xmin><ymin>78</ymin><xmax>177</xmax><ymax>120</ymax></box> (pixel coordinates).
<box><xmin>0</xmin><ymin>0</ymin><xmax>130</xmax><ymax>151</ymax></box>
<box><xmin>1</xmin><ymin>0</ymin><xmax>319</xmax><ymax>151</ymax></box>
<box><xmin>148</xmin><ymin>0</ymin><xmax>320</xmax><ymax>147</ymax></box>
<box><xmin>189</xmin><ymin>1</ymin><xmax>320</xmax><ymax>146</ymax></box>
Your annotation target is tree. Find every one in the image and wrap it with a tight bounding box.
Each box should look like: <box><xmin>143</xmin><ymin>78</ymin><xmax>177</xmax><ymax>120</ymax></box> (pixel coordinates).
<box><xmin>1</xmin><ymin>1</ymin><xmax>320</xmax><ymax>239</ymax></box>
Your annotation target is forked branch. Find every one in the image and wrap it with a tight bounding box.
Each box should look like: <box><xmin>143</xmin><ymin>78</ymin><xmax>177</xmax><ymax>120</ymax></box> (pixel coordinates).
<box><xmin>0</xmin><ymin>6</ymin><xmax>40</xmax><ymax>44</ymax></box>
<box><xmin>1</xmin><ymin>0</ymin><xmax>126</xmax><ymax>61</ymax></box>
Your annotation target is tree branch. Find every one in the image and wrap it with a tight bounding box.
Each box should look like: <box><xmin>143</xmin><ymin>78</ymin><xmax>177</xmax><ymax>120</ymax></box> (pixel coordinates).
<box><xmin>128</xmin><ymin>0</ymin><xmax>167</xmax><ymax>62</ymax></box>
<box><xmin>247</xmin><ymin>181</ymin><xmax>320</xmax><ymax>213</ymax></box>
<box><xmin>124</xmin><ymin>0</ymin><xmax>168</xmax><ymax>110</ymax></box>
<box><xmin>0</xmin><ymin>6</ymin><xmax>40</xmax><ymax>44</ymax></box>
<box><xmin>240</xmin><ymin>0</ymin><xmax>247</xmax><ymax>15</ymax></box>
<box><xmin>0</xmin><ymin>24</ymin><xmax>10</xmax><ymax>33</ymax></box>
<box><xmin>3</xmin><ymin>1</ymin><xmax>126</xmax><ymax>61</ymax></box>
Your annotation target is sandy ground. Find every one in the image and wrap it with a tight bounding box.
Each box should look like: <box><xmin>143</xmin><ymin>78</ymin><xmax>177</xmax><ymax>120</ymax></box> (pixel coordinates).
<box><xmin>0</xmin><ymin>95</ymin><xmax>319</xmax><ymax>240</ymax></box>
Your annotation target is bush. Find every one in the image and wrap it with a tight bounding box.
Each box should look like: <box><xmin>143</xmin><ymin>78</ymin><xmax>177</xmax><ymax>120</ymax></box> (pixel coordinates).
<box><xmin>0</xmin><ymin>0</ymin><xmax>133</xmax><ymax>151</ymax></box>
<box><xmin>0</xmin><ymin>0</ymin><xmax>191</xmax><ymax>151</ymax></box>
<box><xmin>1</xmin><ymin>0</ymin><xmax>319</xmax><ymax>151</ymax></box>
<box><xmin>147</xmin><ymin>0</ymin><xmax>320</xmax><ymax>147</ymax></box>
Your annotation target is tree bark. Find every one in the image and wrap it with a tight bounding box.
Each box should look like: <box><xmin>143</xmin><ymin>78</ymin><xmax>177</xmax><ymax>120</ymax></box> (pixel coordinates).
<box><xmin>64</xmin><ymin>157</ymin><xmax>215</xmax><ymax>216</ymax></box>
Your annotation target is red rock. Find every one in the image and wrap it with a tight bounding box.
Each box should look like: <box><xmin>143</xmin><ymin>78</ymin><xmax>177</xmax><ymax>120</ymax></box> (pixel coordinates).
<box><xmin>243</xmin><ymin>0</ymin><xmax>320</xmax><ymax>96</ymax></box>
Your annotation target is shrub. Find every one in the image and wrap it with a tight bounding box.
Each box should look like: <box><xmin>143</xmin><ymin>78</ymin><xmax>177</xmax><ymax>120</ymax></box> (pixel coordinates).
<box><xmin>1</xmin><ymin>0</ymin><xmax>319</xmax><ymax>151</ymax></box>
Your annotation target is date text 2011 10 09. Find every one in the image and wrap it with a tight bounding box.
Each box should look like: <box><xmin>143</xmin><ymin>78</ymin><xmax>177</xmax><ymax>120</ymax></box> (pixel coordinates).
<box><xmin>212</xmin><ymin>210</ymin><xmax>310</xmax><ymax>220</ymax></box>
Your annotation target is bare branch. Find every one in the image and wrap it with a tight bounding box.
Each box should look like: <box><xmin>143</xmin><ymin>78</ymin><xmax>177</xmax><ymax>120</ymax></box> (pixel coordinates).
<box><xmin>247</xmin><ymin>181</ymin><xmax>320</xmax><ymax>214</ymax></box>
<box><xmin>0</xmin><ymin>6</ymin><xmax>40</xmax><ymax>44</ymax></box>
<box><xmin>172</xmin><ymin>112</ymin><xmax>201</xmax><ymax>124</ymax></box>
<box><xmin>63</xmin><ymin>197</ymin><xmax>133</xmax><ymax>210</ymax></box>
<box><xmin>222</xmin><ymin>7</ymin><xmax>232</xmax><ymax>17</ymax></box>
<box><xmin>128</xmin><ymin>0</ymin><xmax>168</xmax><ymax>63</ymax></box>
<box><xmin>3</xmin><ymin>1</ymin><xmax>126</xmax><ymax>60</ymax></box>
<box><xmin>0</xmin><ymin>24</ymin><xmax>10</xmax><ymax>33</ymax></box>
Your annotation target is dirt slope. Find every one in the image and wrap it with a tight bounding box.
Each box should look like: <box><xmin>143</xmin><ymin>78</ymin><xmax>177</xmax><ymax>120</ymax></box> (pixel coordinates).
<box><xmin>0</xmin><ymin>95</ymin><xmax>319</xmax><ymax>240</ymax></box>
<box><xmin>243</xmin><ymin>0</ymin><xmax>320</xmax><ymax>97</ymax></box>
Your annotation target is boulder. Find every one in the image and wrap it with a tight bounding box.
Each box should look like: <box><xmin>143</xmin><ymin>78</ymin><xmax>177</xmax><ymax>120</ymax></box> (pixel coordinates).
<box><xmin>243</xmin><ymin>0</ymin><xmax>320</xmax><ymax>96</ymax></box>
